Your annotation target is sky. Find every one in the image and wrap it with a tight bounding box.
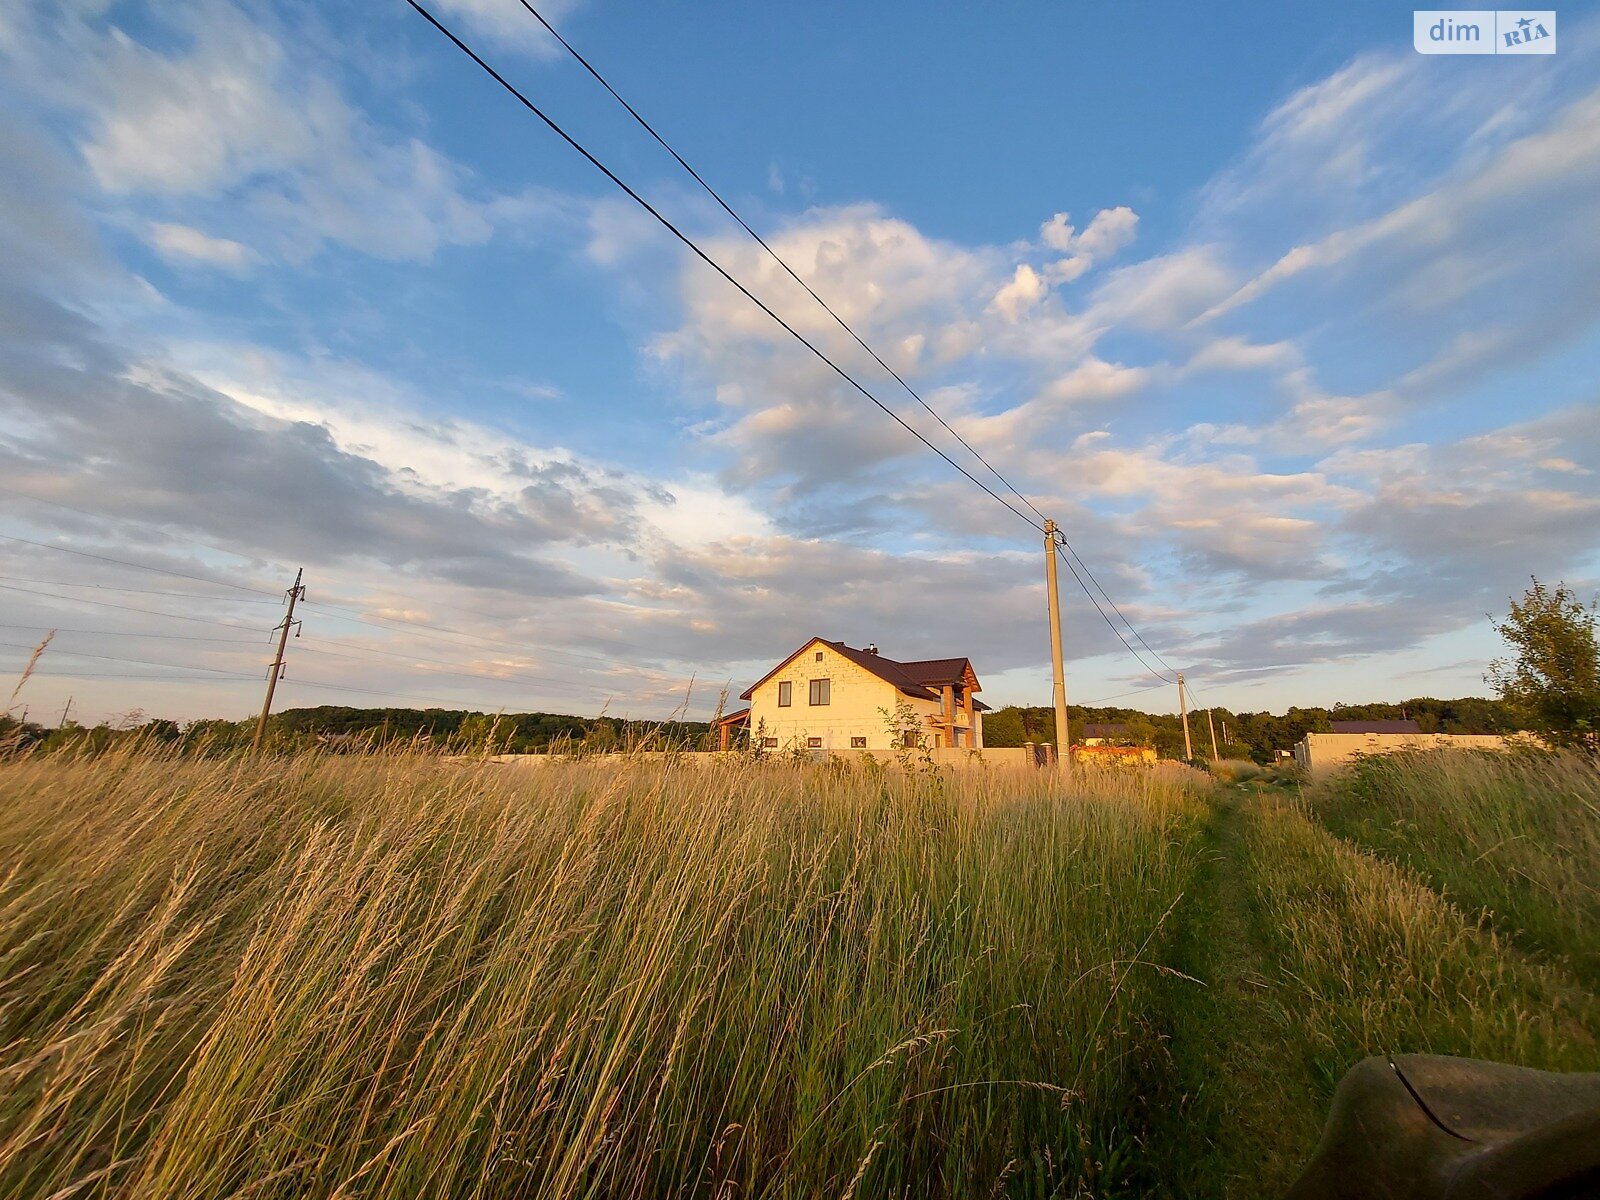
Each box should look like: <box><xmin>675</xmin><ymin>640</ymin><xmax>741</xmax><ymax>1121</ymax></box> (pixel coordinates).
<box><xmin>1</xmin><ymin>0</ymin><xmax>1598</xmax><ymax>727</ymax></box>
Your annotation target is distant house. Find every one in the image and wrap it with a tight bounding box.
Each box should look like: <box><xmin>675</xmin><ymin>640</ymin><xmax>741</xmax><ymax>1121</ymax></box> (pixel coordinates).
<box><xmin>1081</xmin><ymin>722</ymin><xmax>1132</xmax><ymax>746</ymax></box>
<box><xmin>734</xmin><ymin>638</ymin><xmax>989</xmax><ymax>753</ymax></box>
<box><xmin>1329</xmin><ymin>719</ymin><xmax>1421</xmax><ymax>734</ymax></box>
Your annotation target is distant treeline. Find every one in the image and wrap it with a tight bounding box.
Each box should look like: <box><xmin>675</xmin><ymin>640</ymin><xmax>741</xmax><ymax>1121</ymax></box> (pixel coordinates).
<box><xmin>0</xmin><ymin>705</ymin><xmax>711</xmax><ymax>756</ymax></box>
<box><xmin>982</xmin><ymin>696</ymin><xmax>1521</xmax><ymax>762</ymax></box>
<box><xmin>3</xmin><ymin>696</ymin><xmax>1520</xmax><ymax>762</ymax></box>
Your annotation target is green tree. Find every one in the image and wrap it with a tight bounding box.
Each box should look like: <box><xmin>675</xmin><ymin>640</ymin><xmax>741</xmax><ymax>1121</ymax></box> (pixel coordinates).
<box><xmin>1486</xmin><ymin>577</ymin><xmax>1600</xmax><ymax>749</ymax></box>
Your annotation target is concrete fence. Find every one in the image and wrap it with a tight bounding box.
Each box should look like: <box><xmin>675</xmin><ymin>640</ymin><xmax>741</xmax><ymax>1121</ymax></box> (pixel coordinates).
<box><xmin>1292</xmin><ymin>732</ymin><xmax>1542</xmax><ymax>776</ymax></box>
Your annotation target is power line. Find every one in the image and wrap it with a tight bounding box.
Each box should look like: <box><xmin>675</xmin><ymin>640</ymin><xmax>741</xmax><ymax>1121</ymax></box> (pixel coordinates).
<box><xmin>3</xmin><ymin>579</ymin><xmax>685</xmax><ymax>703</ymax></box>
<box><xmin>297</xmin><ymin>601</ymin><xmax>659</xmax><ymax>670</ymax></box>
<box><xmin>511</xmin><ymin>0</ymin><xmax>1214</xmax><ymax>700</ymax></box>
<box><xmin>0</xmin><ymin>533</ymin><xmax>278</xmax><ymax>597</ymax></box>
<box><xmin>1</xmin><ymin>669</ymin><xmax>260</xmax><ymax>683</ymax></box>
<box><xmin>0</xmin><ymin>640</ymin><xmax>269</xmax><ymax>679</ymax></box>
<box><xmin>0</xmin><ymin>582</ymin><xmax>275</xmax><ymax>633</ymax></box>
<box><xmin>1053</xmin><ymin>544</ymin><xmax>1178</xmax><ymax>685</ymax></box>
<box><xmin>0</xmin><ymin>576</ymin><xmax>283</xmax><ymax>605</ymax></box>
<box><xmin>402</xmin><ymin>0</ymin><xmax>1211</xmax><ymax>702</ymax></box>
<box><xmin>1057</xmin><ymin>538</ymin><xmax>1183</xmax><ymax>679</ymax></box>
<box><xmin>400</xmin><ymin>0</ymin><xmax>1045</xmax><ymax>535</ymax></box>
<box><xmin>512</xmin><ymin>0</ymin><xmax>1049</xmax><ymax>526</ymax></box>
<box><xmin>0</xmin><ymin>622</ymin><xmax>263</xmax><ymax>645</ymax></box>
<box><xmin>0</xmin><ymin>483</ymin><xmax>292</xmax><ymax>580</ymax></box>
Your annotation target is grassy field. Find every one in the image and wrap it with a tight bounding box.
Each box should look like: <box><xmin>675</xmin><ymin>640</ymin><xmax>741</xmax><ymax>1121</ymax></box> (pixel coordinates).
<box><xmin>0</xmin><ymin>747</ymin><xmax>1595</xmax><ymax>1198</ymax></box>
<box><xmin>1307</xmin><ymin>750</ymin><xmax>1600</xmax><ymax>987</ymax></box>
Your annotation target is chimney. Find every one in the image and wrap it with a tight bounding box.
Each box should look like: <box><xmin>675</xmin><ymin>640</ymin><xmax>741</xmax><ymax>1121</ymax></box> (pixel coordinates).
<box><xmin>866</xmin><ymin>643</ymin><xmax>879</xmax><ymax>655</ymax></box>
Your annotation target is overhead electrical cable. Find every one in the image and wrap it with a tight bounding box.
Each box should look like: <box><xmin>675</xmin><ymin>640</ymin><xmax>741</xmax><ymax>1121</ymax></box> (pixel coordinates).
<box><xmin>400</xmin><ymin>0</ymin><xmax>1045</xmax><ymax>535</ymax></box>
<box><xmin>507</xmin><ymin>0</ymin><xmax>1208</xmax><ymax>695</ymax></box>
<box><xmin>1052</xmin><ymin>547</ymin><xmax>1178</xmax><ymax>683</ymax></box>
<box><xmin>402</xmin><ymin>0</ymin><xmax>1212</xmax><ymax>699</ymax></box>
<box><xmin>0</xmin><ymin>534</ymin><xmax>279</xmax><ymax>597</ymax></box>
<box><xmin>0</xmin><ymin>582</ymin><xmax>275</xmax><ymax>633</ymax></box>
<box><xmin>0</xmin><ymin>640</ymin><xmax>269</xmax><ymax>679</ymax></box>
<box><xmin>510</xmin><ymin>0</ymin><xmax>1049</xmax><ymax>526</ymax></box>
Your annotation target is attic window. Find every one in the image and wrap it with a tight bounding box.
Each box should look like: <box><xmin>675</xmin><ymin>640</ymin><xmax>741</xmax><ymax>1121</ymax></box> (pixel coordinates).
<box><xmin>814</xmin><ymin>651</ymin><xmax>823</xmax><ymax>662</ymax></box>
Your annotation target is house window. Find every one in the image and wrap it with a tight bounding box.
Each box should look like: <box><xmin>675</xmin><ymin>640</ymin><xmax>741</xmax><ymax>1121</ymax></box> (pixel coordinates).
<box><xmin>902</xmin><ymin>731</ymin><xmax>919</xmax><ymax>749</ymax></box>
<box><xmin>851</xmin><ymin>736</ymin><xmax>867</xmax><ymax>748</ymax></box>
<box><xmin>807</xmin><ymin>737</ymin><xmax>822</xmax><ymax>748</ymax></box>
<box><xmin>809</xmin><ymin>678</ymin><xmax>830</xmax><ymax>705</ymax></box>
<box><xmin>777</xmin><ymin>681</ymin><xmax>792</xmax><ymax>707</ymax></box>
<box><xmin>762</xmin><ymin>737</ymin><xmax>779</xmax><ymax>748</ymax></box>
<box><xmin>814</xmin><ymin>651</ymin><xmax>823</xmax><ymax>662</ymax></box>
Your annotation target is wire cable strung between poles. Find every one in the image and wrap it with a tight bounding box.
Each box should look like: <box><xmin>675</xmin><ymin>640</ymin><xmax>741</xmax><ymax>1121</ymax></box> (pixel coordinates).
<box><xmin>508</xmin><ymin>0</ymin><xmax>1208</xmax><ymax>698</ymax></box>
<box><xmin>4</xmin><ymin>577</ymin><xmax>692</xmax><ymax>704</ymax></box>
<box><xmin>1052</xmin><ymin>544</ymin><xmax>1178</xmax><ymax>685</ymax></box>
<box><xmin>401</xmin><ymin>0</ymin><xmax>1216</xmax><ymax>705</ymax></box>
<box><xmin>400</xmin><ymin>0</ymin><xmax>1045</xmax><ymax>536</ymax></box>
<box><xmin>510</xmin><ymin>0</ymin><xmax>1050</xmax><ymax>528</ymax></box>
<box><xmin>1058</xmin><ymin>538</ymin><xmax>1183</xmax><ymax>680</ymax></box>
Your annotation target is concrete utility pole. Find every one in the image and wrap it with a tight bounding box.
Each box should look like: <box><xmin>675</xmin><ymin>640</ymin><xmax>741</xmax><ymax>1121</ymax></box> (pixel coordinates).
<box><xmin>253</xmin><ymin>568</ymin><xmax>305</xmax><ymax>754</ymax></box>
<box><xmin>1205</xmin><ymin>706</ymin><xmax>1220</xmax><ymax>760</ymax></box>
<box><xmin>1177</xmin><ymin>671</ymin><xmax>1193</xmax><ymax>762</ymax></box>
<box><xmin>1042</xmin><ymin>519</ymin><xmax>1070</xmax><ymax>767</ymax></box>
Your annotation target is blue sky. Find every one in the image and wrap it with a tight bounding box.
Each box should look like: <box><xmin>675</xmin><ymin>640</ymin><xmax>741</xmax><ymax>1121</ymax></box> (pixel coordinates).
<box><xmin>1</xmin><ymin>0</ymin><xmax>1597</xmax><ymax>725</ymax></box>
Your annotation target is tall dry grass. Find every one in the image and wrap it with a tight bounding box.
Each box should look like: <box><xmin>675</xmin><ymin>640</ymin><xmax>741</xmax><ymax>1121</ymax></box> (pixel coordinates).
<box><xmin>0</xmin><ymin>749</ymin><xmax>1202</xmax><ymax>1199</ymax></box>
<box><xmin>1307</xmin><ymin>749</ymin><xmax>1600</xmax><ymax>986</ymax></box>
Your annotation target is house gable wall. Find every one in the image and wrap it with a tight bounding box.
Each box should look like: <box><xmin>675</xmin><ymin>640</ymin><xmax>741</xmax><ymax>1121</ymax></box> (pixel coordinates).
<box><xmin>748</xmin><ymin>641</ymin><xmax>901</xmax><ymax>751</ymax></box>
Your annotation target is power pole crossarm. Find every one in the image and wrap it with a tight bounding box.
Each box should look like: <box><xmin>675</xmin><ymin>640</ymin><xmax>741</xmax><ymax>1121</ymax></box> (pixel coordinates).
<box><xmin>1042</xmin><ymin>519</ymin><xmax>1070</xmax><ymax>769</ymax></box>
<box><xmin>253</xmin><ymin>568</ymin><xmax>305</xmax><ymax>754</ymax></box>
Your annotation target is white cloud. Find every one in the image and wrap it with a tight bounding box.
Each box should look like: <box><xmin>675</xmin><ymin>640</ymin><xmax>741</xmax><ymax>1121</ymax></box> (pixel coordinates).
<box><xmin>433</xmin><ymin>0</ymin><xmax>582</xmax><ymax>58</ymax></box>
<box><xmin>1041</xmin><ymin>357</ymin><xmax>1151</xmax><ymax>406</ymax></box>
<box><xmin>1186</xmin><ymin>336</ymin><xmax>1299</xmax><ymax>373</ymax></box>
<box><xmin>990</xmin><ymin>263</ymin><xmax>1046</xmax><ymax>321</ymax></box>
<box><xmin>7</xmin><ymin>4</ymin><xmax>530</xmax><ymax>264</ymax></box>
<box><xmin>1036</xmin><ymin>206</ymin><xmax>1139</xmax><ymax>281</ymax></box>
<box><xmin>145</xmin><ymin>222</ymin><xmax>258</xmax><ymax>271</ymax></box>
<box><xmin>1090</xmin><ymin>245</ymin><xmax>1236</xmax><ymax>331</ymax></box>
<box><xmin>1073</xmin><ymin>206</ymin><xmax>1139</xmax><ymax>259</ymax></box>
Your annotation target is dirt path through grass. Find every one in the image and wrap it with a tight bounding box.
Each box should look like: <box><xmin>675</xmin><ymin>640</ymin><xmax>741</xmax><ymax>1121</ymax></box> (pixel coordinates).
<box><xmin>1147</xmin><ymin>791</ymin><xmax>1326</xmax><ymax>1198</ymax></box>
<box><xmin>1147</xmin><ymin>779</ymin><xmax>1600</xmax><ymax>1198</ymax></box>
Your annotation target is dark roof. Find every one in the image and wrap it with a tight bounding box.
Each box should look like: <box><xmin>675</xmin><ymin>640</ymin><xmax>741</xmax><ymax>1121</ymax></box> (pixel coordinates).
<box><xmin>1330</xmin><ymin>719</ymin><xmax>1421</xmax><ymax>734</ymax></box>
<box><xmin>1082</xmin><ymin>723</ymin><xmax>1131</xmax><ymax>738</ymax></box>
<box><xmin>713</xmin><ymin>708</ymin><xmax>750</xmax><ymax>727</ymax></box>
<box><xmin>740</xmin><ymin>638</ymin><xmax>989</xmax><ymax>710</ymax></box>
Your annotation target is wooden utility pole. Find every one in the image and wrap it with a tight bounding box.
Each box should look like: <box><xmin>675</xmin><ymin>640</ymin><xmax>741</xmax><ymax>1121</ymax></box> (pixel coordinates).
<box><xmin>1042</xmin><ymin>519</ymin><xmax>1070</xmax><ymax>767</ymax></box>
<box><xmin>58</xmin><ymin>696</ymin><xmax>73</xmax><ymax>729</ymax></box>
<box><xmin>1205</xmin><ymin>707</ymin><xmax>1220</xmax><ymax>760</ymax></box>
<box><xmin>1177</xmin><ymin>671</ymin><xmax>1193</xmax><ymax>762</ymax></box>
<box><xmin>252</xmin><ymin>568</ymin><xmax>305</xmax><ymax>754</ymax></box>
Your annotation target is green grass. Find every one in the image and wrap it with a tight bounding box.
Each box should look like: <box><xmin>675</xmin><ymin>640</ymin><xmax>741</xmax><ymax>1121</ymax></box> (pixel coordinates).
<box><xmin>1235</xmin><ymin>794</ymin><xmax>1598</xmax><ymax>1085</ymax></box>
<box><xmin>1149</xmin><ymin>790</ymin><xmax>1598</xmax><ymax>1199</ymax></box>
<box><xmin>1307</xmin><ymin>749</ymin><xmax>1600</xmax><ymax>986</ymax></box>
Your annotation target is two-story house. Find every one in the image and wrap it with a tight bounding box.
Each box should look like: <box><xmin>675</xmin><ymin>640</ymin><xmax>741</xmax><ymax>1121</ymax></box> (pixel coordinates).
<box><xmin>727</xmin><ymin>637</ymin><xmax>988</xmax><ymax>752</ymax></box>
